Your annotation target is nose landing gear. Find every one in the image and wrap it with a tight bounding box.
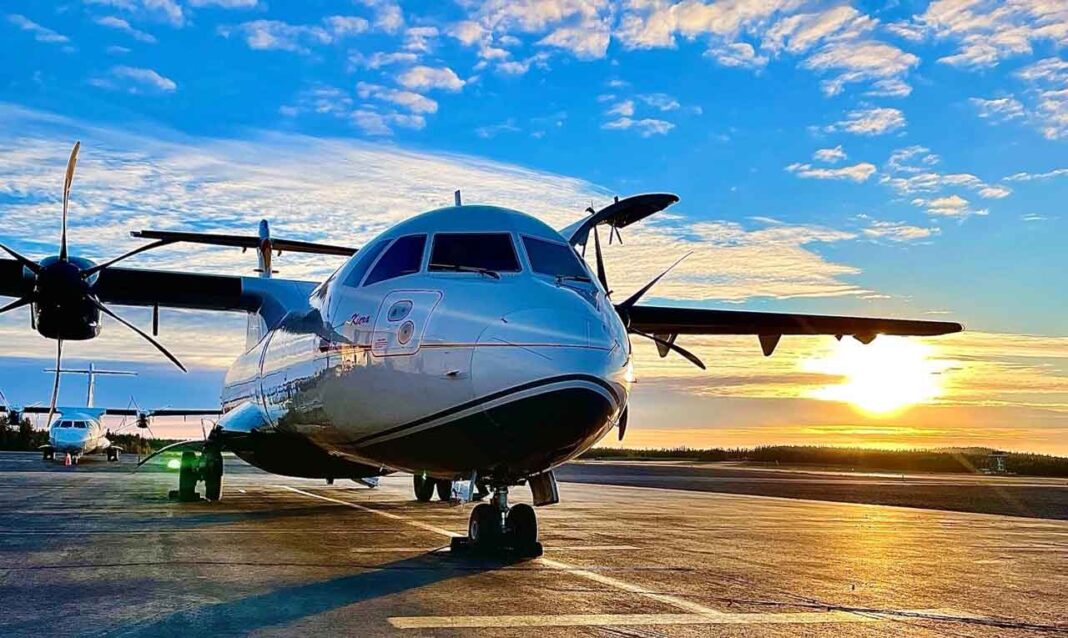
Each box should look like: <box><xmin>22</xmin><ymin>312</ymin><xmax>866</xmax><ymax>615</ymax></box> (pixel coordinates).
<box><xmin>451</xmin><ymin>486</ymin><xmax>543</xmax><ymax>558</ymax></box>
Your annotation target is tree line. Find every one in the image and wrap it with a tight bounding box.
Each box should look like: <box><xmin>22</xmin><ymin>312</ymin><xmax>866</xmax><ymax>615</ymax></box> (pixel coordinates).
<box><xmin>580</xmin><ymin>445</ymin><xmax>1068</xmax><ymax>477</ymax></box>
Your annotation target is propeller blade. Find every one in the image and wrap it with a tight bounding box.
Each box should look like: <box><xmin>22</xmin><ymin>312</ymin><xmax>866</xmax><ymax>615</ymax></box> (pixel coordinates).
<box><xmin>631</xmin><ymin>328</ymin><xmax>705</xmax><ymax>369</ymax></box>
<box><xmin>90</xmin><ymin>298</ymin><xmax>187</xmax><ymax>372</ymax></box>
<box><xmin>617</xmin><ymin>406</ymin><xmax>629</xmax><ymax>441</ymax></box>
<box><xmin>592</xmin><ymin>224</ymin><xmax>608</xmax><ymax>290</ymax></box>
<box><xmin>81</xmin><ymin>239</ymin><xmax>173</xmax><ymax>278</ymax></box>
<box><xmin>60</xmin><ymin>142</ymin><xmax>80</xmax><ymax>262</ymax></box>
<box><xmin>45</xmin><ymin>339</ymin><xmax>63</xmax><ymax>429</ymax></box>
<box><xmin>0</xmin><ymin>243</ymin><xmax>41</xmax><ymax>274</ymax></box>
<box><xmin>0</xmin><ymin>297</ymin><xmax>32</xmax><ymax>317</ymax></box>
<box><xmin>617</xmin><ymin>252</ymin><xmax>692</xmax><ymax>311</ymax></box>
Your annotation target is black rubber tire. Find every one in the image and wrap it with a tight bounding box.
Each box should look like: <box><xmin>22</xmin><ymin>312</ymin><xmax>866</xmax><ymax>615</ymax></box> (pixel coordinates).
<box><xmin>436</xmin><ymin>479</ymin><xmax>452</xmax><ymax>501</ymax></box>
<box><xmin>508</xmin><ymin>503</ymin><xmax>538</xmax><ymax>549</ymax></box>
<box><xmin>107</xmin><ymin>449</ymin><xmax>119</xmax><ymax>463</ymax></box>
<box><xmin>468</xmin><ymin>503</ymin><xmax>501</xmax><ymax>546</ymax></box>
<box><xmin>413</xmin><ymin>475</ymin><xmax>435</xmax><ymax>502</ymax></box>
<box><xmin>202</xmin><ymin>448</ymin><xmax>224</xmax><ymax>502</ymax></box>
<box><xmin>178</xmin><ymin>450</ymin><xmax>197</xmax><ymax>499</ymax></box>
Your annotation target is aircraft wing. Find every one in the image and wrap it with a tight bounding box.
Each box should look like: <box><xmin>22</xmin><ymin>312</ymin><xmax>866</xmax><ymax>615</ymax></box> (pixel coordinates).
<box><xmin>0</xmin><ymin>260</ymin><xmax>318</xmax><ymax>326</ymax></box>
<box><xmin>625</xmin><ymin>305</ymin><xmax>962</xmax><ymax>356</ymax></box>
<box><xmin>101</xmin><ymin>408</ymin><xmax>222</xmax><ymax>417</ymax></box>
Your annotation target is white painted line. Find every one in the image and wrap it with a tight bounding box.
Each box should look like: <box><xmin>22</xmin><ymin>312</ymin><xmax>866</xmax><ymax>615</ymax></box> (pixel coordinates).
<box><xmin>388</xmin><ymin>611</ymin><xmax>879</xmax><ymax>629</ymax></box>
<box><xmin>277</xmin><ymin>485</ymin><xmax>724</xmax><ymax>616</ymax></box>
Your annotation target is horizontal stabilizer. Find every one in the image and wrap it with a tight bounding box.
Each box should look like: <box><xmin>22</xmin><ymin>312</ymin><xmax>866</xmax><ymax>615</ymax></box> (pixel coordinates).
<box><xmin>131</xmin><ymin>230</ymin><xmax>357</xmax><ymax>256</ymax></box>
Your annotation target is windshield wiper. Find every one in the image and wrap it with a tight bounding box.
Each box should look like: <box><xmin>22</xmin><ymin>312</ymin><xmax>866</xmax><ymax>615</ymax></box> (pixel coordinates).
<box><xmin>555</xmin><ymin>274</ymin><xmax>592</xmax><ymax>284</ymax></box>
<box><xmin>429</xmin><ymin>263</ymin><xmax>501</xmax><ymax>279</ymax></box>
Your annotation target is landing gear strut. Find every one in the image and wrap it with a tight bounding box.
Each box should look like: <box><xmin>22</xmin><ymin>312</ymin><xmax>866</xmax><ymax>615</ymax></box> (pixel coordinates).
<box><xmin>413</xmin><ymin>475</ymin><xmax>453</xmax><ymax>502</ymax></box>
<box><xmin>451</xmin><ymin>486</ymin><xmax>543</xmax><ymax>558</ymax></box>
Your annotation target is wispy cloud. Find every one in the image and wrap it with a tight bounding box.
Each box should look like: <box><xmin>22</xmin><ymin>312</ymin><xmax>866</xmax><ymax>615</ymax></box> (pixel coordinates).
<box><xmin>89</xmin><ymin>66</ymin><xmax>177</xmax><ymax>94</ymax></box>
<box><xmin>8</xmin><ymin>14</ymin><xmax>70</xmax><ymax>45</ymax></box>
<box><xmin>94</xmin><ymin>16</ymin><xmax>157</xmax><ymax>43</ymax></box>
<box><xmin>396</xmin><ymin>65</ymin><xmax>465</xmax><ymax>92</ymax></box>
<box><xmin>786</xmin><ymin>161</ymin><xmax>876</xmax><ymax>183</ymax></box>
<box><xmin>826</xmin><ymin>106</ymin><xmax>905</xmax><ymax>135</ymax></box>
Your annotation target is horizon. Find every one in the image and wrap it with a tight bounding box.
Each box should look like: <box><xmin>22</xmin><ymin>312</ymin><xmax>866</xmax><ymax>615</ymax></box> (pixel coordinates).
<box><xmin>1</xmin><ymin>1</ymin><xmax>1065</xmax><ymax>454</ymax></box>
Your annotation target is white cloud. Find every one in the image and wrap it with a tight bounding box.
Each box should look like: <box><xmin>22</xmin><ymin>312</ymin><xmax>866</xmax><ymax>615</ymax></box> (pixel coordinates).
<box><xmin>94</xmin><ymin>16</ymin><xmax>157</xmax><ymax>43</ymax></box>
<box><xmin>885</xmin><ymin>145</ymin><xmax>940</xmax><ymax>174</ymax></box>
<box><xmin>1003</xmin><ymin>168</ymin><xmax>1068</xmax><ymax>182</ymax></box>
<box><xmin>8</xmin><ymin>14</ymin><xmax>70</xmax><ymax>44</ymax></box>
<box><xmin>357</xmin><ymin>82</ymin><xmax>437</xmax><ymax>114</ymax></box>
<box><xmin>826</xmin><ymin>107</ymin><xmax>906</xmax><ymax>135</ymax></box>
<box><xmin>786</xmin><ymin>161</ymin><xmax>876</xmax><ymax>183</ymax></box>
<box><xmin>351</xmin><ymin>109</ymin><xmax>425</xmax><ymax>136</ymax></box>
<box><xmin>763</xmin><ymin>6</ymin><xmax>876</xmax><ymax>55</ymax></box>
<box><xmin>860</xmin><ymin>218</ymin><xmax>939</xmax><ymax>242</ymax></box>
<box><xmin>188</xmin><ymin>0</ymin><xmax>259</xmax><ymax>7</ymax></box>
<box><xmin>349</xmin><ymin>51</ymin><xmax>419</xmax><ymax>70</ymax></box>
<box><xmin>802</xmin><ymin>40</ymin><xmax>918</xmax><ymax>97</ymax></box>
<box><xmin>813</xmin><ymin>145</ymin><xmax>846</xmax><ymax>163</ymax></box>
<box><xmin>396</xmin><ymin>65</ymin><xmax>465</xmax><ymax>92</ymax></box>
<box><xmin>970</xmin><ymin>96</ymin><xmax>1026</xmax><ymax>120</ymax></box>
<box><xmin>639</xmin><ymin>93</ymin><xmax>680</xmax><ymax>111</ymax></box>
<box><xmin>707</xmin><ymin>42</ymin><xmax>768</xmax><ymax>69</ymax></box>
<box><xmin>90</xmin><ymin>65</ymin><xmax>177</xmax><ymax>94</ymax></box>
<box><xmin>403</xmin><ymin>26</ymin><xmax>438</xmax><ymax>53</ymax></box>
<box><xmin>908</xmin><ymin>0</ymin><xmax>1067</xmax><ymax>69</ymax></box>
<box><xmin>913</xmin><ymin>194</ymin><xmax>987</xmax><ymax>218</ymax></box>
<box><xmin>538</xmin><ymin>20</ymin><xmax>611</xmax><ymax>59</ymax></box>
<box><xmin>977</xmin><ymin>185</ymin><xmax>1011</xmax><ymax>199</ymax></box>
<box><xmin>475</xmin><ymin>119</ymin><xmax>521</xmax><ymax>139</ymax></box>
<box><xmin>606</xmin><ymin>99</ymin><xmax>635</xmax><ymax>117</ymax></box>
<box><xmin>602</xmin><ymin>117</ymin><xmax>675</xmax><ymax>137</ymax></box>
<box><xmin>357</xmin><ymin>0</ymin><xmax>404</xmax><ymax>34</ymax></box>
<box><xmin>223</xmin><ymin>16</ymin><xmax>369</xmax><ymax>54</ymax></box>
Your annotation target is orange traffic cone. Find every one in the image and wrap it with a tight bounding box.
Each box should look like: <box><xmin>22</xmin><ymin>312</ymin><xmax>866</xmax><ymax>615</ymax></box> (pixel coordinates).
<box><xmin>64</xmin><ymin>453</ymin><xmax>72</xmax><ymax>466</ymax></box>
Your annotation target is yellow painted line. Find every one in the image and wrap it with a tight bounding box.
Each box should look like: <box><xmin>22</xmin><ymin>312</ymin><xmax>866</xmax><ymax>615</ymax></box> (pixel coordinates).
<box><xmin>388</xmin><ymin>611</ymin><xmax>880</xmax><ymax>629</ymax></box>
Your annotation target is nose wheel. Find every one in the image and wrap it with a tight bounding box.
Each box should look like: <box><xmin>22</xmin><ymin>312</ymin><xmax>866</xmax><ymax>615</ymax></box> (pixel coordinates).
<box><xmin>171</xmin><ymin>444</ymin><xmax>224</xmax><ymax>502</ymax></box>
<box><xmin>452</xmin><ymin>486</ymin><xmax>543</xmax><ymax>558</ymax></box>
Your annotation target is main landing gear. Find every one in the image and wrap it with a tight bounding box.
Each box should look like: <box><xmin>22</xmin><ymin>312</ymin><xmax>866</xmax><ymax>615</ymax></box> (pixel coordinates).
<box><xmin>413</xmin><ymin>474</ymin><xmax>452</xmax><ymax>502</ymax></box>
<box><xmin>106</xmin><ymin>447</ymin><xmax>120</xmax><ymax>463</ymax></box>
<box><xmin>172</xmin><ymin>444</ymin><xmax>224</xmax><ymax>502</ymax></box>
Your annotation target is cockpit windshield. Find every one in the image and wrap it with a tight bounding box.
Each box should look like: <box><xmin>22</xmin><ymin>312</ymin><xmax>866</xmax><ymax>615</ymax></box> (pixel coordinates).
<box><xmin>429</xmin><ymin>233</ymin><xmax>520</xmax><ymax>275</ymax></box>
<box><xmin>74</xmin><ymin>422</ymin><xmax>87</xmax><ymax>429</ymax></box>
<box><xmin>523</xmin><ymin>236</ymin><xmax>591</xmax><ymax>281</ymax></box>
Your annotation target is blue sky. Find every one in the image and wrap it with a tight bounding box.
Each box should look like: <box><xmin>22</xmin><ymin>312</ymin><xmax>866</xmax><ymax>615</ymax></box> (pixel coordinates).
<box><xmin>0</xmin><ymin>1</ymin><xmax>1065</xmax><ymax>450</ymax></box>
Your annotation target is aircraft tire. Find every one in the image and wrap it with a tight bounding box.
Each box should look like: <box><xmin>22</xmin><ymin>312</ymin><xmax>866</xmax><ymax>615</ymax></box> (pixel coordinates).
<box><xmin>435</xmin><ymin>479</ymin><xmax>452</xmax><ymax>501</ymax></box>
<box><xmin>178</xmin><ymin>450</ymin><xmax>197</xmax><ymax>499</ymax></box>
<box><xmin>203</xmin><ymin>448</ymin><xmax>224</xmax><ymax>502</ymax></box>
<box><xmin>508</xmin><ymin>503</ymin><xmax>538</xmax><ymax>551</ymax></box>
<box><xmin>413</xmin><ymin>475</ymin><xmax>435</xmax><ymax>502</ymax></box>
<box><xmin>468</xmin><ymin>503</ymin><xmax>501</xmax><ymax>546</ymax></box>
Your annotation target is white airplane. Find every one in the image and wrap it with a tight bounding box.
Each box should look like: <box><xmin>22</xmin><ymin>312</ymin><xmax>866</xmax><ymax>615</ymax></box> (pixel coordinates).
<box><xmin>0</xmin><ymin>144</ymin><xmax>961</xmax><ymax>555</ymax></box>
<box><xmin>40</xmin><ymin>364</ymin><xmax>134</xmax><ymax>463</ymax></box>
<box><xmin>0</xmin><ymin>363</ymin><xmax>219</xmax><ymax>464</ymax></box>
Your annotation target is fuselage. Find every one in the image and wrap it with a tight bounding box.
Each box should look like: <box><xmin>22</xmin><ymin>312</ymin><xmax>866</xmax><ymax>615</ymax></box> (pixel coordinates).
<box><xmin>49</xmin><ymin>411</ymin><xmax>109</xmax><ymax>456</ymax></box>
<box><xmin>219</xmin><ymin>206</ymin><xmax>632</xmax><ymax>482</ymax></box>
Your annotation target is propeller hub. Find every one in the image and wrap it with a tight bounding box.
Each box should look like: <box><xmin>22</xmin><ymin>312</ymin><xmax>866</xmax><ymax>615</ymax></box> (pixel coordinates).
<box><xmin>33</xmin><ymin>256</ymin><xmax>100</xmax><ymax>340</ymax></box>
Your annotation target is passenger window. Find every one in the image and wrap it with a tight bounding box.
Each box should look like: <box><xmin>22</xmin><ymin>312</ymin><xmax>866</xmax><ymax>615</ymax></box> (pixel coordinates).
<box><xmin>429</xmin><ymin>233</ymin><xmax>520</xmax><ymax>274</ymax></box>
<box><xmin>343</xmin><ymin>238</ymin><xmax>391</xmax><ymax>287</ymax></box>
<box><xmin>523</xmin><ymin>236</ymin><xmax>591</xmax><ymax>281</ymax></box>
<box><xmin>364</xmin><ymin>235</ymin><xmax>427</xmax><ymax>286</ymax></box>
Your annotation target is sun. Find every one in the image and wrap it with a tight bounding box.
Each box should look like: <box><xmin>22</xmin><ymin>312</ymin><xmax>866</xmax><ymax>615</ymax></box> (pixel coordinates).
<box><xmin>802</xmin><ymin>337</ymin><xmax>949</xmax><ymax>415</ymax></box>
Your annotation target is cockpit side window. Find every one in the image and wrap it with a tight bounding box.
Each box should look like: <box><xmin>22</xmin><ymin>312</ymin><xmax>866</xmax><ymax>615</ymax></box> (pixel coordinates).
<box><xmin>522</xmin><ymin>236</ymin><xmax>591</xmax><ymax>280</ymax></box>
<box><xmin>342</xmin><ymin>238</ymin><xmax>391</xmax><ymax>288</ymax></box>
<box><xmin>363</xmin><ymin>234</ymin><xmax>427</xmax><ymax>286</ymax></box>
<box><xmin>74</xmin><ymin>422</ymin><xmax>87</xmax><ymax>429</ymax></box>
<box><xmin>59</xmin><ymin>421</ymin><xmax>72</xmax><ymax>428</ymax></box>
<box><xmin>429</xmin><ymin>233</ymin><xmax>521</xmax><ymax>274</ymax></box>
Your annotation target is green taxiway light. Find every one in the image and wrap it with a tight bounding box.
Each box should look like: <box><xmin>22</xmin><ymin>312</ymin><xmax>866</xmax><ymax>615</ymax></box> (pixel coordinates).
<box><xmin>166</xmin><ymin>458</ymin><xmax>181</xmax><ymax>470</ymax></box>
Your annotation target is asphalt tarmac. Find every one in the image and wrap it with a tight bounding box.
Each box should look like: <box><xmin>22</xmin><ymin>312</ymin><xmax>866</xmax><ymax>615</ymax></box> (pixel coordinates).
<box><xmin>0</xmin><ymin>451</ymin><xmax>1064</xmax><ymax>637</ymax></box>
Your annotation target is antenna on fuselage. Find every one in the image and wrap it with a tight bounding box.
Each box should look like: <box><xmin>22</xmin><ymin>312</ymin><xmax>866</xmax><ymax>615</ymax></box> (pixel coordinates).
<box><xmin>454</xmin><ymin>190</ymin><xmax>462</xmax><ymax>207</ymax></box>
<box><xmin>43</xmin><ymin>363</ymin><xmax>136</xmax><ymax>407</ymax></box>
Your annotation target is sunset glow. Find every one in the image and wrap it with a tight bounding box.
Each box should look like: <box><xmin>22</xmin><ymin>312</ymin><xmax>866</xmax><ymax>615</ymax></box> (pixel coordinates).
<box><xmin>802</xmin><ymin>338</ymin><xmax>952</xmax><ymax>416</ymax></box>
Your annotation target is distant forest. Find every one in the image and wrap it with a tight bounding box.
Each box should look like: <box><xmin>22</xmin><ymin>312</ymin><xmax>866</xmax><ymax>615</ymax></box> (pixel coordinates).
<box><xmin>581</xmin><ymin>445</ymin><xmax>1068</xmax><ymax>477</ymax></box>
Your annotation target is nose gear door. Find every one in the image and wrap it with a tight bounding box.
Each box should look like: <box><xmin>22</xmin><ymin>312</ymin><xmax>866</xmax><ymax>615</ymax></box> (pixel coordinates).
<box><xmin>371</xmin><ymin>290</ymin><xmax>442</xmax><ymax>357</ymax></box>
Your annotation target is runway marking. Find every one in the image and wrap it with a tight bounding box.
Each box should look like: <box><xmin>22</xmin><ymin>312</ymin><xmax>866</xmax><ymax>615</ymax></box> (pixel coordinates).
<box><xmin>279</xmin><ymin>485</ymin><xmax>726</xmax><ymax>617</ymax></box>
<box><xmin>387</xmin><ymin>611</ymin><xmax>878</xmax><ymax>628</ymax></box>
<box><xmin>346</xmin><ymin>545</ymin><xmax>639</xmax><ymax>554</ymax></box>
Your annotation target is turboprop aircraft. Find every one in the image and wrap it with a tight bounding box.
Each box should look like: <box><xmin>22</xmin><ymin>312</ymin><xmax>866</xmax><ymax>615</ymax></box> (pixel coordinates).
<box><xmin>0</xmin><ymin>363</ymin><xmax>220</xmax><ymax>463</ymax></box>
<box><xmin>0</xmin><ymin>143</ymin><xmax>962</xmax><ymax>555</ymax></box>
